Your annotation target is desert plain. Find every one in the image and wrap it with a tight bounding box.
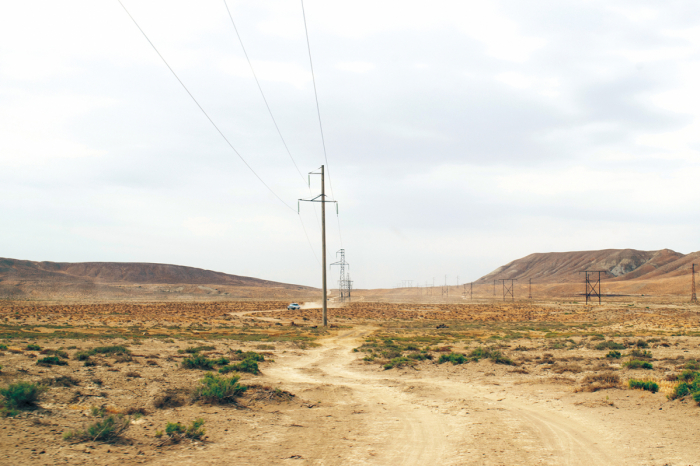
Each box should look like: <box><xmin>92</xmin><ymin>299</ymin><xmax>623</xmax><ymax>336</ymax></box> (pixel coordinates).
<box><xmin>0</xmin><ymin>296</ymin><xmax>699</xmax><ymax>466</ymax></box>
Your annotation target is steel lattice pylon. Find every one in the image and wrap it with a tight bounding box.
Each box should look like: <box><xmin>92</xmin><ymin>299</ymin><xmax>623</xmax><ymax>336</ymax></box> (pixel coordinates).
<box><xmin>330</xmin><ymin>249</ymin><xmax>351</xmax><ymax>303</ymax></box>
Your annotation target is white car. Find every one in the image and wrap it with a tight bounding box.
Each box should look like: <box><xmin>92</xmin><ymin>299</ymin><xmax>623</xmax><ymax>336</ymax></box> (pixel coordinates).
<box><xmin>287</xmin><ymin>303</ymin><xmax>301</xmax><ymax>310</ymax></box>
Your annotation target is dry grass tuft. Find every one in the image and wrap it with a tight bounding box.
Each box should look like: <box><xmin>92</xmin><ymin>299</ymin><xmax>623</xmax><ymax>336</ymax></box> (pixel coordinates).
<box><xmin>575</xmin><ymin>372</ymin><xmax>620</xmax><ymax>392</ymax></box>
<box><xmin>552</xmin><ymin>364</ymin><xmax>583</xmax><ymax>374</ymax></box>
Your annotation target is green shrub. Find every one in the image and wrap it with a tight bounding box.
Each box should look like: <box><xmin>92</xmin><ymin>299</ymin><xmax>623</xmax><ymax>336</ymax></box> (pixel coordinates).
<box><xmin>74</xmin><ymin>351</ymin><xmax>91</xmax><ymax>361</ymax></box>
<box><xmin>595</xmin><ymin>341</ymin><xmax>625</xmax><ymax>350</ymax></box>
<box><xmin>25</xmin><ymin>344</ymin><xmax>41</xmax><ymax>351</ymax></box>
<box><xmin>63</xmin><ymin>414</ymin><xmax>130</xmax><ymax>442</ymax></box>
<box><xmin>629</xmin><ymin>349</ymin><xmax>652</xmax><ymax>359</ymax></box>
<box><xmin>383</xmin><ymin>357</ymin><xmax>411</xmax><ymax>370</ymax></box>
<box><xmin>164</xmin><ymin>418</ymin><xmax>205</xmax><ymax>442</ymax></box>
<box><xmin>439</xmin><ymin>353</ymin><xmax>467</xmax><ymax>365</ymax></box>
<box><xmin>672</xmin><ymin>382</ymin><xmax>691</xmax><ymax>400</ymax></box>
<box><xmin>679</xmin><ymin>370</ymin><xmax>698</xmax><ymax>382</ymax></box>
<box><xmin>670</xmin><ymin>370</ymin><xmax>700</xmax><ymax>400</ymax></box>
<box><xmin>606</xmin><ymin>350</ymin><xmax>622</xmax><ymax>359</ymax></box>
<box><xmin>0</xmin><ymin>344</ymin><xmax>7</xmax><ymax>350</ymax></box>
<box><xmin>490</xmin><ymin>351</ymin><xmax>515</xmax><ymax>366</ymax></box>
<box><xmin>192</xmin><ymin>373</ymin><xmax>247</xmax><ymax>404</ymax></box>
<box><xmin>684</xmin><ymin>360</ymin><xmax>700</xmax><ymax>371</ymax></box>
<box><xmin>91</xmin><ymin>346</ymin><xmax>129</xmax><ymax>355</ymax></box>
<box><xmin>407</xmin><ymin>352</ymin><xmax>432</xmax><ymax>361</ymax></box>
<box><xmin>468</xmin><ymin>347</ymin><xmax>492</xmax><ymax>361</ymax></box>
<box><xmin>635</xmin><ymin>339</ymin><xmax>649</xmax><ymax>348</ymax></box>
<box><xmin>1</xmin><ymin>381</ymin><xmax>46</xmax><ymax>412</ymax></box>
<box><xmin>628</xmin><ymin>379</ymin><xmax>659</xmax><ymax>393</ymax></box>
<box><xmin>214</xmin><ymin>357</ymin><xmax>230</xmax><ymax>366</ymax></box>
<box><xmin>235</xmin><ymin>351</ymin><xmax>265</xmax><ymax>362</ymax></box>
<box><xmin>180</xmin><ymin>346</ymin><xmax>216</xmax><ymax>354</ymax></box>
<box><xmin>37</xmin><ymin>356</ymin><xmax>68</xmax><ymax>366</ymax></box>
<box><xmin>624</xmin><ymin>360</ymin><xmax>653</xmax><ymax>370</ymax></box>
<box><xmin>218</xmin><ymin>365</ymin><xmax>236</xmax><ymax>374</ymax></box>
<box><xmin>41</xmin><ymin>349</ymin><xmax>69</xmax><ymax>358</ymax></box>
<box><xmin>182</xmin><ymin>354</ymin><xmax>216</xmax><ymax>370</ymax></box>
<box><xmin>235</xmin><ymin>358</ymin><xmax>259</xmax><ymax>374</ymax></box>
<box><xmin>218</xmin><ymin>357</ymin><xmax>259</xmax><ymax>375</ymax></box>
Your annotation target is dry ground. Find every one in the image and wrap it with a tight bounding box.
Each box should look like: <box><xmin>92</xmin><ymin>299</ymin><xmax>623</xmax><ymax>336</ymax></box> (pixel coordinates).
<box><xmin>0</xmin><ymin>300</ymin><xmax>699</xmax><ymax>465</ymax></box>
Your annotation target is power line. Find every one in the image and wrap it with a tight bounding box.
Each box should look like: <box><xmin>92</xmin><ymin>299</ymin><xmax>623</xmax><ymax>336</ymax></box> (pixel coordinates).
<box><xmin>222</xmin><ymin>0</ymin><xmax>323</xmax><ymax>235</ymax></box>
<box><xmin>117</xmin><ymin>0</ymin><xmax>295</xmax><ymax>212</ymax></box>
<box><xmin>300</xmin><ymin>0</ymin><xmax>344</xmax><ymax>248</ymax></box>
<box><xmin>223</xmin><ymin>0</ymin><xmax>306</xmax><ymax>184</ymax></box>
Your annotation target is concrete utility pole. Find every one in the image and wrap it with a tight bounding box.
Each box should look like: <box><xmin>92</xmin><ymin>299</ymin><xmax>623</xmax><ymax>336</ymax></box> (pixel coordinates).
<box><xmin>298</xmin><ymin>165</ymin><xmax>337</xmax><ymax>326</ymax></box>
<box><xmin>321</xmin><ymin>165</ymin><xmax>327</xmax><ymax>325</ymax></box>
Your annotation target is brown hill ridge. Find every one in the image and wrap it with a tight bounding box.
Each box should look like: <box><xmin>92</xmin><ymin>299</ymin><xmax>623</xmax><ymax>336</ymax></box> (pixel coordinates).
<box><xmin>0</xmin><ymin>257</ymin><xmax>312</xmax><ymax>289</ymax></box>
<box><xmin>476</xmin><ymin>248</ymin><xmax>699</xmax><ymax>284</ymax></box>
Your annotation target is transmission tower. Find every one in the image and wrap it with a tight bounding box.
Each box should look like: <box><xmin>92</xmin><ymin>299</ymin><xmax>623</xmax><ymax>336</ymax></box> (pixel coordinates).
<box><xmin>500</xmin><ymin>279</ymin><xmax>517</xmax><ymax>302</ymax></box>
<box><xmin>330</xmin><ymin>249</ymin><xmax>350</xmax><ymax>303</ymax></box>
<box><xmin>692</xmin><ymin>264</ymin><xmax>697</xmax><ymax>303</ymax></box>
<box><xmin>580</xmin><ymin>270</ymin><xmax>605</xmax><ymax>305</ymax></box>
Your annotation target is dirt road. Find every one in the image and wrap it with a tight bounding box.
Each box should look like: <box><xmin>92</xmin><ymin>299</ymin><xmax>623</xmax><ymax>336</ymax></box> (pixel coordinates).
<box><xmin>141</xmin><ymin>327</ymin><xmax>699</xmax><ymax>466</ymax></box>
<box><xmin>254</xmin><ymin>328</ymin><xmax>612</xmax><ymax>465</ymax></box>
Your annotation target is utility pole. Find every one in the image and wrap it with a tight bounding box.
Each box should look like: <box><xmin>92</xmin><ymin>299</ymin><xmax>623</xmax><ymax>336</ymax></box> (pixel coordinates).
<box><xmin>493</xmin><ymin>280</ymin><xmax>496</xmax><ymax>297</ymax></box>
<box><xmin>470</xmin><ymin>282</ymin><xmax>473</xmax><ymax>301</ymax></box>
<box><xmin>692</xmin><ymin>264</ymin><xmax>697</xmax><ymax>303</ymax></box>
<box><xmin>298</xmin><ymin>165</ymin><xmax>337</xmax><ymax>326</ymax></box>
<box><xmin>528</xmin><ymin>278</ymin><xmax>532</xmax><ymax>299</ymax></box>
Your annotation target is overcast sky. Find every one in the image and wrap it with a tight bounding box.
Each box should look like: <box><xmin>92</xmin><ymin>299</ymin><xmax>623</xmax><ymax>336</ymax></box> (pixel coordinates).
<box><xmin>1</xmin><ymin>1</ymin><xmax>699</xmax><ymax>289</ymax></box>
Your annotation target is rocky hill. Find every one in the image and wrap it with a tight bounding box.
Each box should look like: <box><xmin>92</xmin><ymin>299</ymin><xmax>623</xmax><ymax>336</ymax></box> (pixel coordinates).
<box><xmin>0</xmin><ymin>258</ymin><xmax>316</xmax><ymax>301</ymax></box>
<box><xmin>476</xmin><ymin>248</ymin><xmax>695</xmax><ymax>284</ymax></box>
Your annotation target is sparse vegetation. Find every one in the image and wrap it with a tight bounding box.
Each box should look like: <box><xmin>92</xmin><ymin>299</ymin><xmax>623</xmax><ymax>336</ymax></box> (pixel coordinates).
<box><xmin>384</xmin><ymin>356</ymin><xmax>412</xmax><ymax>370</ymax></box>
<box><xmin>36</xmin><ymin>356</ymin><xmax>68</xmax><ymax>366</ymax></box>
<box><xmin>628</xmin><ymin>379</ymin><xmax>659</xmax><ymax>393</ymax></box>
<box><xmin>0</xmin><ymin>381</ymin><xmax>46</xmax><ymax>415</ymax></box>
<box><xmin>162</xmin><ymin>418</ymin><xmax>205</xmax><ymax>443</ymax></box>
<box><xmin>438</xmin><ymin>352</ymin><xmax>467</xmax><ymax>365</ymax></box>
<box><xmin>182</xmin><ymin>354</ymin><xmax>216</xmax><ymax>370</ymax></box>
<box><xmin>629</xmin><ymin>349</ymin><xmax>653</xmax><ymax>359</ymax></box>
<box><xmin>670</xmin><ymin>369</ymin><xmax>700</xmax><ymax>402</ymax></box>
<box><xmin>25</xmin><ymin>344</ymin><xmax>41</xmax><ymax>351</ymax></box>
<box><xmin>192</xmin><ymin>372</ymin><xmax>247</xmax><ymax>404</ymax></box>
<box><xmin>595</xmin><ymin>341</ymin><xmax>625</xmax><ymax>350</ymax></box>
<box><xmin>179</xmin><ymin>346</ymin><xmax>215</xmax><ymax>354</ymax></box>
<box><xmin>624</xmin><ymin>360</ymin><xmax>653</xmax><ymax>370</ymax></box>
<box><xmin>63</xmin><ymin>414</ymin><xmax>130</xmax><ymax>443</ymax></box>
<box><xmin>605</xmin><ymin>350</ymin><xmax>622</xmax><ymax>359</ymax></box>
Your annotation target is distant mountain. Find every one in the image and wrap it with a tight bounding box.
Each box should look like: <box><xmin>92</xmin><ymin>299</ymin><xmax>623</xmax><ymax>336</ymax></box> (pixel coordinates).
<box><xmin>0</xmin><ymin>257</ymin><xmax>311</xmax><ymax>289</ymax></box>
<box><xmin>476</xmin><ymin>249</ymin><xmax>694</xmax><ymax>284</ymax></box>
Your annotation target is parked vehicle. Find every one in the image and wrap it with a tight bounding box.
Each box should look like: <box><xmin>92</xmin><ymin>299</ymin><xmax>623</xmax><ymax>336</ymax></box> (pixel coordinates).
<box><xmin>287</xmin><ymin>303</ymin><xmax>301</xmax><ymax>310</ymax></box>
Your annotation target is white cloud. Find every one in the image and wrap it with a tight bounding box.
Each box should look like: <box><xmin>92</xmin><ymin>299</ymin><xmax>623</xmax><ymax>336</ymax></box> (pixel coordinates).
<box><xmin>335</xmin><ymin>61</ymin><xmax>375</xmax><ymax>73</ymax></box>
